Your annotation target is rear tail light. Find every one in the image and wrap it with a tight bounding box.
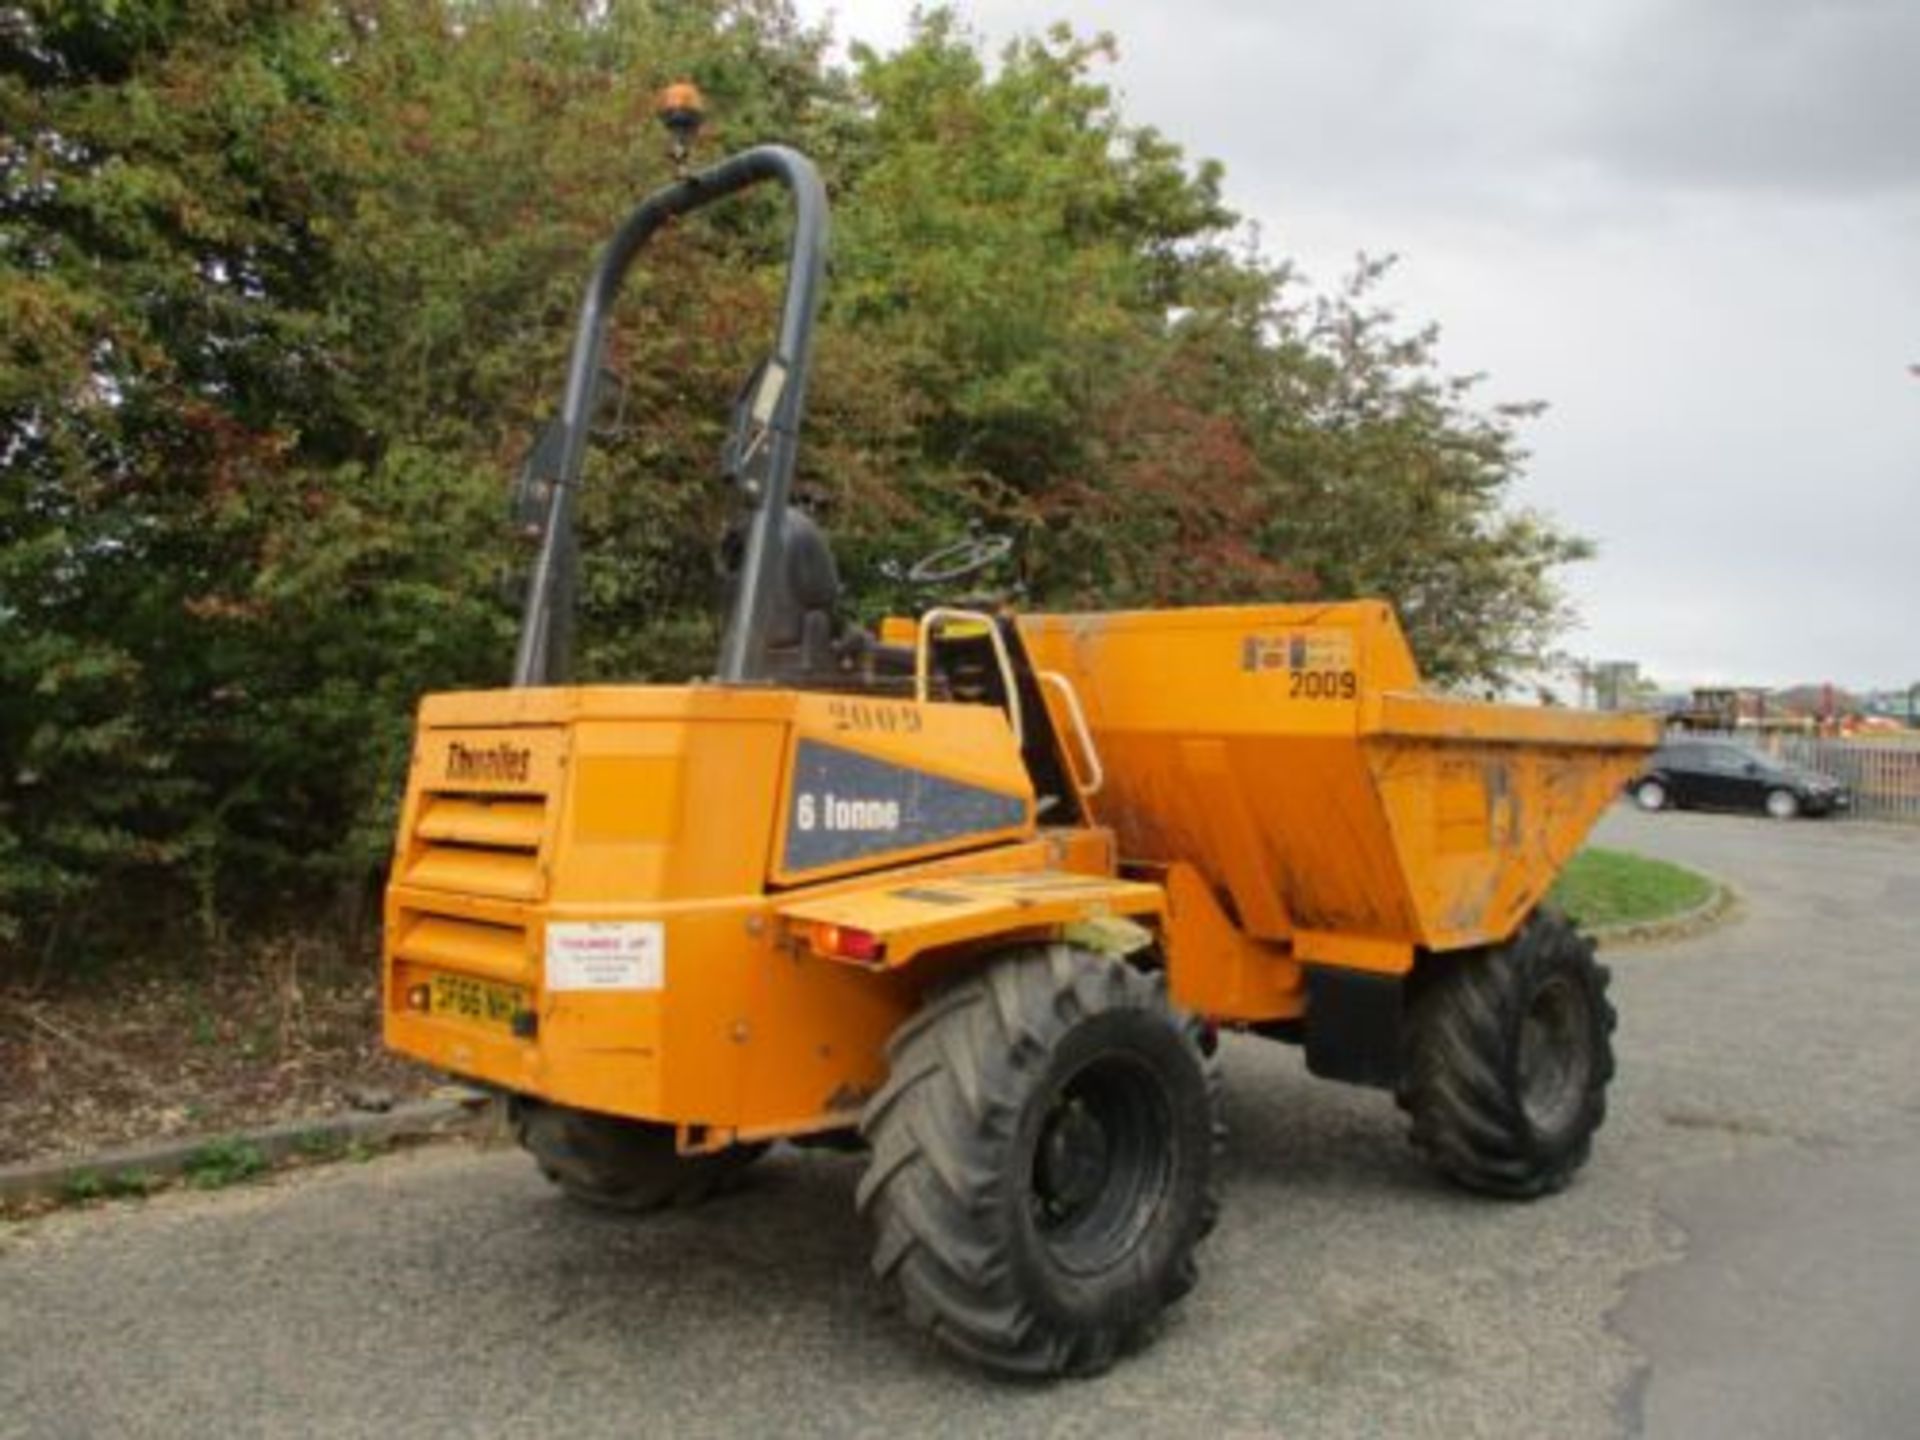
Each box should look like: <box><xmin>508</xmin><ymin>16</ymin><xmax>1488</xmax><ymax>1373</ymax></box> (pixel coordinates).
<box><xmin>810</xmin><ymin>922</ymin><xmax>886</xmax><ymax>964</ymax></box>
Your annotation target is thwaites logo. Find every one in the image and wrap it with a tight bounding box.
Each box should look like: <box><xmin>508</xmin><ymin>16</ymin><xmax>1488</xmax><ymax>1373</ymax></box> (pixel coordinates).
<box><xmin>795</xmin><ymin>792</ymin><xmax>902</xmax><ymax>834</ymax></box>
<box><xmin>444</xmin><ymin>740</ymin><xmax>532</xmax><ymax>784</ymax></box>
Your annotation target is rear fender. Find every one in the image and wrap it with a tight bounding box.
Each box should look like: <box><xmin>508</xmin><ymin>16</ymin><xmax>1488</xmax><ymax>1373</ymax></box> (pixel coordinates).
<box><xmin>776</xmin><ymin>871</ymin><xmax>1165</xmax><ymax>971</ymax></box>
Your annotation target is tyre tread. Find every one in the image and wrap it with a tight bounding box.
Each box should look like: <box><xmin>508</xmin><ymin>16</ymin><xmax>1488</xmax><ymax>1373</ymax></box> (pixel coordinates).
<box><xmin>1396</xmin><ymin>907</ymin><xmax>1616</xmax><ymax>1199</ymax></box>
<box><xmin>859</xmin><ymin>945</ymin><xmax>1221</xmax><ymax>1376</ymax></box>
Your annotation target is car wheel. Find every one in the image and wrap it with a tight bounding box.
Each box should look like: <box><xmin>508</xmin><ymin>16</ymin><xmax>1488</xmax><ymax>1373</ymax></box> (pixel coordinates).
<box><xmin>1764</xmin><ymin>788</ymin><xmax>1800</xmax><ymax>821</ymax></box>
<box><xmin>1633</xmin><ymin>779</ymin><xmax>1668</xmax><ymax>812</ymax></box>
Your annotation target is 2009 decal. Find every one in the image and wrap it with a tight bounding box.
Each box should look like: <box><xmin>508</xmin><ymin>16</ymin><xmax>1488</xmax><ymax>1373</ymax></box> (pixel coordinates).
<box><xmin>1290</xmin><ymin>669</ymin><xmax>1358</xmax><ymax>700</ymax></box>
<box><xmin>827</xmin><ymin>699</ymin><xmax>923</xmax><ymax>734</ymax></box>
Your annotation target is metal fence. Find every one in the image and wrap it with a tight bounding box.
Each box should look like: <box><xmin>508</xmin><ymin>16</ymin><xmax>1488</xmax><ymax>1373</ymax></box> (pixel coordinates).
<box><xmin>1678</xmin><ymin>729</ymin><xmax>1920</xmax><ymax>822</ymax></box>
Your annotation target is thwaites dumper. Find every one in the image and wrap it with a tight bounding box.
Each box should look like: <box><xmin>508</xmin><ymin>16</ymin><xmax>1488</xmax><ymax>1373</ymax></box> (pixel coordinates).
<box><xmin>383</xmin><ymin>120</ymin><xmax>1657</xmax><ymax>1376</ymax></box>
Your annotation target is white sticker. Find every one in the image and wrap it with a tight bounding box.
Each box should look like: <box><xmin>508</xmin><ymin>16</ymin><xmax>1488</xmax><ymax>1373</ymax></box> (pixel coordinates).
<box><xmin>545</xmin><ymin>921</ymin><xmax>665</xmax><ymax>992</ymax></box>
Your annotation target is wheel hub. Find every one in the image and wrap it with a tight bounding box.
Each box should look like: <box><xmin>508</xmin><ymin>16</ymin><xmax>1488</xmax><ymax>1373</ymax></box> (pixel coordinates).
<box><xmin>1026</xmin><ymin>1055</ymin><xmax>1175</xmax><ymax>1275</ymax></box>
<box><xmin>1036</xmin><ymin>1098</ymin><xmax>1112</xmax><ymax>1221</ymax></box>
<box><xmin>1517</xmin><ymin>975</ymin><xmax>1592</xmax><ymax>1135</ymax></box>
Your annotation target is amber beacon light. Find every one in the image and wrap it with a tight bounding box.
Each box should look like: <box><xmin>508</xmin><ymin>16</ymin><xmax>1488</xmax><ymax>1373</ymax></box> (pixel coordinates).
<box><xmin>654</xmin><ymin>80</ymin><xmax>706</xmax><ymax>169</ymax></box>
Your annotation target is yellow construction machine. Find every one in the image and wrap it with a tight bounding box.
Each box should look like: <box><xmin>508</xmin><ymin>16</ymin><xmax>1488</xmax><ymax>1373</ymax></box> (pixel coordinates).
<box><xmin>382</xmin><ymin>102</ymin><xmax>1657</xmax><ymax>1376</ymax></box>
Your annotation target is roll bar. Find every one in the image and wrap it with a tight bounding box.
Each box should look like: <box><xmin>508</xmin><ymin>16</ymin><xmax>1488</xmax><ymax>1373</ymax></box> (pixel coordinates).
<box><xmin>511</xmin><ymin>145</ymin><xmax>830</xmax><ymax>687</ymax></box>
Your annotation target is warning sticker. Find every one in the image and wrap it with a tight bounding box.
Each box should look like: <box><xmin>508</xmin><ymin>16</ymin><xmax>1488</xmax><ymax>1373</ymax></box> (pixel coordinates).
<box><xmin>545</xmin><ymin>921</ymin><xmax>665</xmax><ymax>992</ymax></box>
<box><xmin>1240</xmin><ymin>628</ymin><xmax>1355</xmax><ymax>674</ymax></box>
<box><xmin>1241</xmin><ymin>628</ymin><xmax>1360</xmax><ymax>701</ymax></box>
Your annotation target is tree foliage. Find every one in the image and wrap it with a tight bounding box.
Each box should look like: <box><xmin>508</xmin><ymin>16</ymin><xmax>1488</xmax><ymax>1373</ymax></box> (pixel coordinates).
<box><xmin>1</xmin><ymin>1</ymin><xmax>1588</xmax><ymax>971</ymax></box>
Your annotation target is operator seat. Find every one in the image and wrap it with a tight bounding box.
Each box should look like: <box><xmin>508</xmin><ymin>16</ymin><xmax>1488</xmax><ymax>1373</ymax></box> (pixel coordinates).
<box><xmin>720</xmin><ymin>506</ymin><xmax>848</xmax><ymax>682</ymax></box>
<box><xmin>718</xmin><ymin>508</ymin><xmax>924</xmax><ymax>693</ymax></box>
<box><xmin>767</xmin><ymin>506</ymin><xmax>842</xmax><ymax>673</ymax></box>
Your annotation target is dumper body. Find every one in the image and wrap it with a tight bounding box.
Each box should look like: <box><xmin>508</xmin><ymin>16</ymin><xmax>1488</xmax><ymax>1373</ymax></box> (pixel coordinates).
<box><xmin>1019</xmin><ymin>602</ymin><xmax>1650</xmax><ymax>970</ymax></box>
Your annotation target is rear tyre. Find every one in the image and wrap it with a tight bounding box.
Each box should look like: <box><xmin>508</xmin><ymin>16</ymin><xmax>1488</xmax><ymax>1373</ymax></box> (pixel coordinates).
<box><xmin>1397</xmin><ymin>908</ymin><xmax>1614</xmax><ymax>1199</ymax></box>
<box><xmin>1632</xmin><ymin>779</ymin><xmax>1668</xmax><ymax>812</ymax></box>
<box><xmin>512</xmin><ymin>1099</ymin><xmax>766</xmax><ymax>1213</ymax></box>
<box><xmin>1764</xmin><ymin>788</ymin><xmax>1800</xmax><ymax>820</ymax></box>
<box><xmin>858</xmin><ymin>945</ymin><xmax>1222</xmax><ymax>1377</ymax></box>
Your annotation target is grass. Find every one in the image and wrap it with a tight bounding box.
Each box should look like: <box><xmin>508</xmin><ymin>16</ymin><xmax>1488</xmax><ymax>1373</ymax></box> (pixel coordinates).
<box><xmin>54</xmin><ymin>1167</ymin><xmax>162</xmax><ymax>1207</ymax></box>
<box><xmin>23</xmin><ymin>1134</ymin><xmax>391</xmax><ymax>1219</ymax></box>
<box><xmin>1549</xmin><ymin>846</ymin><xmax>1717</xmax><ymax>930</ymax></box>
<box><xmin>181</xmin><ymin>1137</ymin><xmax>268</xmax><ymax>1190</ymax></box>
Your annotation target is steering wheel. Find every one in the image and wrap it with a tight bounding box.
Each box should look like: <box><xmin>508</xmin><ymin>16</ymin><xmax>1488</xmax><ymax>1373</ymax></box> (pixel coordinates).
<box><xmin>906</xmin><ymin>532</ymin><xmax>1013</xmax><ymax>586</ymax></box>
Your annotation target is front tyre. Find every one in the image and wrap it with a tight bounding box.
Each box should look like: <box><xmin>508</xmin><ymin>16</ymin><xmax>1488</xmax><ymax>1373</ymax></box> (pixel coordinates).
<box><xmin>1765</xmin><ymin>788</ymin><xmax>1800</xmax><ymax>820</ymax></box>
<box><xmin>857</xmin><ymin>945</ymin><xmax>1222</xmax><ymax>1377</ymax></box>
<box><xmin>1632</xmin><ymin>778</ymin><xmax>1668</xmax><ymax>812</ymax></box>
<box><xmin>1397</xmin><ymin>909</ymin><xmax>1615</xmax><ymax>1199</ymax></box>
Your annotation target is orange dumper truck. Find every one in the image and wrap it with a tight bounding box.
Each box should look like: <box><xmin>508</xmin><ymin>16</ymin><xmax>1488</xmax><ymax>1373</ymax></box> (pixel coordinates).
<box><xmin>382</xmin><ymin>113</ymin><xmax>1656</xmax><ymax>1376</ymax></box>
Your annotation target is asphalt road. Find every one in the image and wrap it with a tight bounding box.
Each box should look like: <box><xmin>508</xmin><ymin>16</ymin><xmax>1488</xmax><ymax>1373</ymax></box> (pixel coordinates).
<box><xmin>3</xmin><ymin>808</ymin><xmax>1916</xmax><ymax>1438</ymax></box>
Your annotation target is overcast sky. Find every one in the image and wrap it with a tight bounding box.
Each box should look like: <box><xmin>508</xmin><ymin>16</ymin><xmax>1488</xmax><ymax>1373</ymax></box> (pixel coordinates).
<box><xmin>798</xmin><ymin>0</ymin><xmax>1920</xmax><ymax>691</ymax></box>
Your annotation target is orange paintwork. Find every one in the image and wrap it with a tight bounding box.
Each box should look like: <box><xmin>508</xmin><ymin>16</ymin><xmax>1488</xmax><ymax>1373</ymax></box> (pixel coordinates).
<box><xmin>385</xmin><ymin>683</ymin><xmax>1112</xmax><ymax>1143</ymax></box>
<box><xmin>383</xmin><ymin>600</ymin><xmax>1655</xmax><ymax>1146</ymax></box>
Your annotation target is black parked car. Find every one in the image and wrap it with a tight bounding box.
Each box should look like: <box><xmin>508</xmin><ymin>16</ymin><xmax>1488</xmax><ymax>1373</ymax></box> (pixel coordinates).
<box><xmin>1629</xmin><ymin>739</ymin><xmax>1851</xmax><ymax>819</ymax></box>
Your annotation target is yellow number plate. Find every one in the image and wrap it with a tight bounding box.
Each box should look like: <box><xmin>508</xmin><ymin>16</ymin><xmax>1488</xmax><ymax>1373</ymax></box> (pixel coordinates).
<box><xmin>429</xmin><ymin>972</ymin><xmax>526</xmax><ymax>1031</ymax></box>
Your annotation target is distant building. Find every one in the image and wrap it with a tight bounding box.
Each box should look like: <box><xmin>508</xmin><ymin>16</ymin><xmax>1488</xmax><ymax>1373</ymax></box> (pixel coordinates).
<box><xmin>1670</xmin><ymin>687</ymin><xmax>1814</xmax><ymax>733</ymax></box>
<box><xmin>1863</xmin><ymin>688</ymin><xmax>1920</xmax><ymax>726</ymax></box>
<box><xmin>1590</xmin><ymin>661</ymin><xmax>1640</xmax><ymax>712</ymax></box>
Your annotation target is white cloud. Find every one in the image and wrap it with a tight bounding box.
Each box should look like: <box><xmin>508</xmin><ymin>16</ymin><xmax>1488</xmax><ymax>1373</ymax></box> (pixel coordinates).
<box><xmin>801</xmin><ymin>0</ymin><xmax>1920</xmax><ymax>688</ymax></box>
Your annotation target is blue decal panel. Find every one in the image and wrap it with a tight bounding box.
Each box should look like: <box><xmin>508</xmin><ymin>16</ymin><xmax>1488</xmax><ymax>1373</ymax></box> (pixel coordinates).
<box><xmin>782</xmin><ymin>740</ymin><xmax>1028</xmax><ymax>874</ymax></box>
